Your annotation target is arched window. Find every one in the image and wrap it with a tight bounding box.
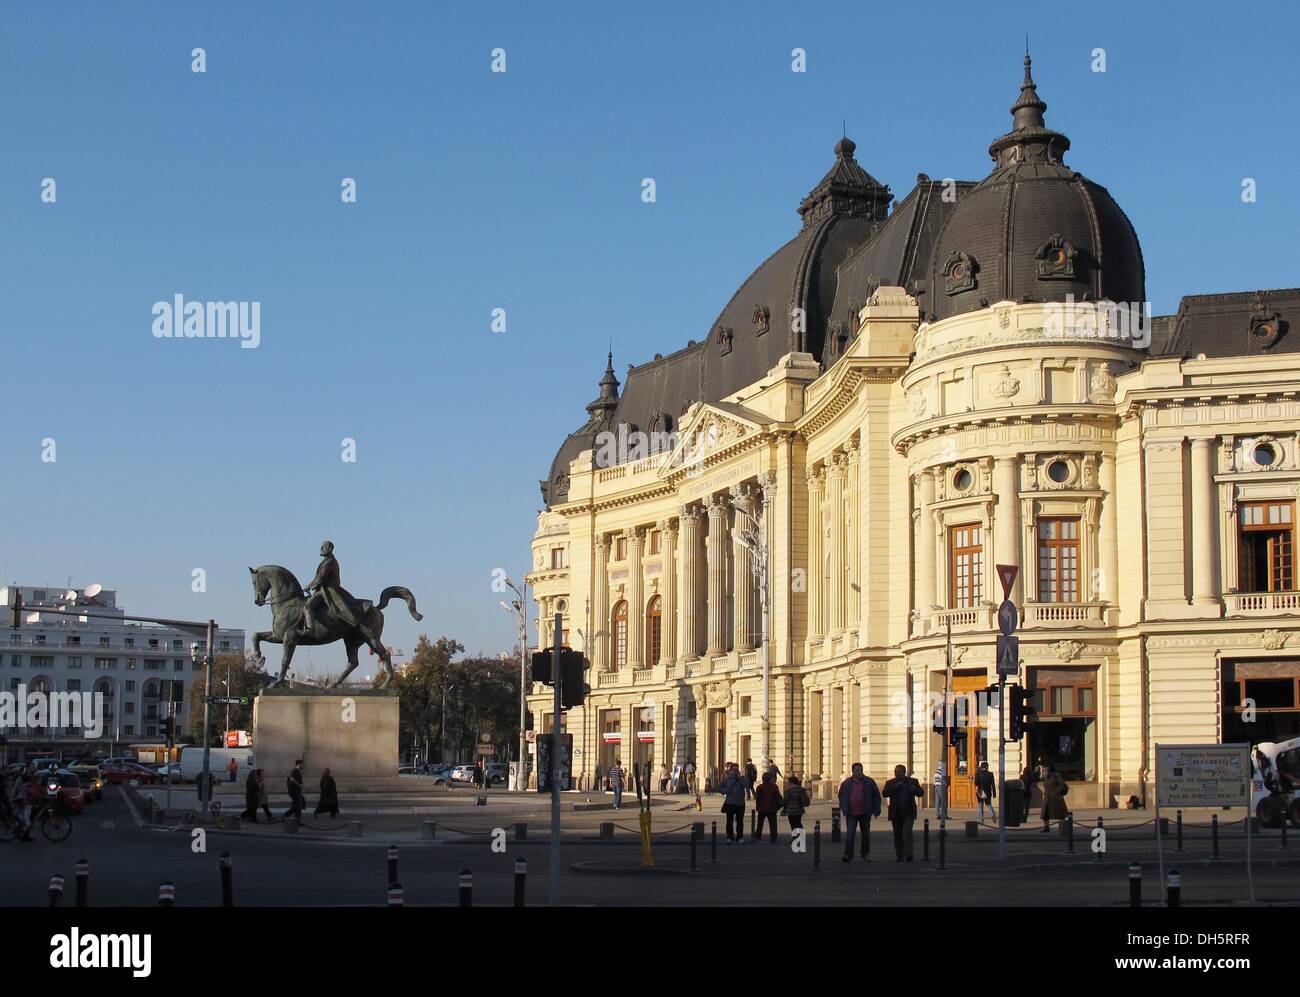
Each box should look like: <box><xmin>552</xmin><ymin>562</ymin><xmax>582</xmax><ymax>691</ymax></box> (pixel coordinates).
<box><xmin>645</xmin><ymin>596</ymin><xmax>662</xmax><ymax>666</ymax></box>
<box><xmin>611</xmin><ymin>601</ymin><xmax>628</xmax><ymax>670</ymax></box>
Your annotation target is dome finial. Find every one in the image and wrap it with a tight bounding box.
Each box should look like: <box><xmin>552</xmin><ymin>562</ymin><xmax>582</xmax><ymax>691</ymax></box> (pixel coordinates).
<box><xmin>987</xmin><ymin>49</ymin><xmax>1070</xmax><ymax>168</ymax></box>
<box><xmin>587</xmin><ymin>349</ymin><xmax>620</xmax><ymax>419</ymax></box>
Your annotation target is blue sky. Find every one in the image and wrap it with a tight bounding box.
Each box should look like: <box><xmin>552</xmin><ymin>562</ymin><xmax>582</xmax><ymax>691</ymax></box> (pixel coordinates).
<box><xmin>2</xmin><ymin>1</ymin><xmax>1296</xmax><ymax>675</ymax></box>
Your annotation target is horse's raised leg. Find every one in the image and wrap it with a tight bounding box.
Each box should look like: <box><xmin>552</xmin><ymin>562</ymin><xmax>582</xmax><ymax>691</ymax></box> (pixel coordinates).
<box><xmin>253</xmin><ymin>630</ymin><xmax>278</xmax><ymax>668</ymax></box>
<box><xmin>332</xmin><ymin>637</ymin><xmax>363</xmax><ymax>688</ymax></box>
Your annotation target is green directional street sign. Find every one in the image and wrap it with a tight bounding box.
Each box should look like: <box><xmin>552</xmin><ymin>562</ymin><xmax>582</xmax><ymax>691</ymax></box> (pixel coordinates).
<box><xmin>209</xmin><ymin>696</ymin><xmax>250</xmax><ymax>706</ymax></box>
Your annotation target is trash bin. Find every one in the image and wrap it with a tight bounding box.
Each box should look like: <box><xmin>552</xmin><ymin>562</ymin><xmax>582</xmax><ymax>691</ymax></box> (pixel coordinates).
<box><xmin>1004</xmin><ymin>779</ymin><xmax>1024</xmax><ymax>827</ymax></box>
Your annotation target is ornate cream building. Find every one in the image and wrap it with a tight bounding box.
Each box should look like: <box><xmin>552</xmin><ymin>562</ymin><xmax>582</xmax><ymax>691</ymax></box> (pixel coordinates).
<box><xmin>526</xmin><ymin>57</ymin><xmax>1300</xmax><ymax>809</ymax></box>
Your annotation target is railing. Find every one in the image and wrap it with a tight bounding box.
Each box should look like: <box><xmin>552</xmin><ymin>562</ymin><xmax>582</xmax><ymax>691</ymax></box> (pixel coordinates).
<box><xmin>738</xmin><ymin>651</ymin><xmax>758</xmax><ymax>670</ymax></box>
<box><xmin>1225</xmin><ymin>591</ymin><xmax>1300</xmax><ymax>615</ymax></box>
<box><xmin>663</xmin><ymin>663</ymin><xmax>676</xmax><ymax>680</ymax></box>
<box><xmin>632</xmin><ymin>669</ymin><xmax>654</xmax><ymax>685</ymax></box>
<box><xmin>1021</xmin><ymin>602</ymin><xmax>1107</xmax><ymax>626</ymax></box>
<box><xmin>596</xmin><ymin>467</ymin><xmax>626</xmax><ymax>483</ymax></box>
<box><xmin>596</xmin><ymin>671</ymin><xmax>620</xmax><ymax>688</ymax></box>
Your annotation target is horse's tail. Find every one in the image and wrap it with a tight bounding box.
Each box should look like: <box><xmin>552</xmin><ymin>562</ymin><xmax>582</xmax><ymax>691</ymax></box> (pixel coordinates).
<box><xmin>377</xmin><ymin>586</ymin><xmax>423</xmax><ymax>621</ymax></box>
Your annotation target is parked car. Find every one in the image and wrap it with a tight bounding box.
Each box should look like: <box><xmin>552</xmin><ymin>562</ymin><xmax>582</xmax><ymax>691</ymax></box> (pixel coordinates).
<box><xmin>397</xmin><ymin>766</ymin><xmax>424</xmax><ymax>777</ymax></box>
<box><xmin>155</xmin><ymin>762</ymin><xmax>183</xmax><ymax>780</ymax></box>
<box><xmin>48</xmin><ymin>770</ymin><xmax>86</xmax><ymax>814</ymax></box>
<box><xmin>484</xmin><ymin>762</ymin><xmax>508</xmax><ymax>786</ymax></box>
<box><xmin>102</xmin><ymin>761</ymin><xmax>159</xmax><ymax>785</ymax></box>
<box><xmin>450</xmin><ymin>765</ymin><xmax>480</xmax><ymax>784</ymax></box>
<box><xmin>422</xmin><ymin>765</ymin><xmax>453</xmax><ymax>786</ymax></box>
<box><xmin>67</xmin><ymin>766</ymin><xmax>105</xmax><ymax>801</ymax></box>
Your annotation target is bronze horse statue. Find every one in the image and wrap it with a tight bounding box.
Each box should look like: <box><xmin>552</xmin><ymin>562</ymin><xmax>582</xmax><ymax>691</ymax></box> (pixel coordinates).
<box><xmin>249</xmin><ymin>565</ymin><xmax>422</xmax><ymax>687</ymax></box>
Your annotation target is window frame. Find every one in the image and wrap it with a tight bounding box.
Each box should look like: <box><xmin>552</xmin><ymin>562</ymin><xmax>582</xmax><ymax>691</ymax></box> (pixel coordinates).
<box><xmin>1036</xmin><ymin>517</ymin><xmax>1081</xmax><ymax>603</ymax></box>
<box><xmin>948</xmin><ymin>522</ymin><xmax>985</xmax><ymax>609</ymax></box>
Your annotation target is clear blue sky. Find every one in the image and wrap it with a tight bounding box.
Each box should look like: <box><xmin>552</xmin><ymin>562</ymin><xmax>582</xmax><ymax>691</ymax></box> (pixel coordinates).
<box><xmin>2</xmin><ymin>1</ymin><xmax>1296</xmax><ymax>675</ymax></box>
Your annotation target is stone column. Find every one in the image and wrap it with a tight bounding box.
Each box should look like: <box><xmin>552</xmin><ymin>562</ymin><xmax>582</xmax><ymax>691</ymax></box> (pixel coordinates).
<box><xmin>827</xmin><ymin>452</ymin><xmax>848</xmax><ymax>632</ymax></box>
<box><xmin>846</xmin><ymin>439</ymin><xmax>861</xmax><ymax>628</ymax></box>
<box><xmin>593</xmin><ymin>534</ymin><xmax>610</xmax><ymax>671</ymax></box>
<box><xmin>916</xmin><ymin>469</ymin><xmax>937</xmax><ymax>626</ymax></box>
<box><xmin>627</xmin><ymin>528</ymin><xmax>644</xmax><ymax>670</ymax></box>
<box><xmin>677</xmin><ymin>506</ymin><xmax>701</xmax><ymax>661</ymax></box>
<box><xmin>1099</xmin><ymin>453</ymin><xmax>1120</xmax><ymax>606</ymax></box>
<box><xmin>1190</xmin><ymin>437</ymin><xmax>1219</xmax><ymax>606</ymax></box>
<box><xmin>730</xmin><ymin>483</ymin><xmax>757</xmax><ymax>651</ymax></box>
<box><xmin>993</xmin><ymin>456</ymin><xmax>1022</xmax><ymax>604</ymax></box>
<box><xmin>658</xmin><ymin>519</ymin><xmax>678</xmax><ymax>665</ymax></box>
<box><xmin>706</xmin><ymin>493</ymin><xmax>730</xmax><ymax>656</ymax></box>
<box><xmin>807</xmin><ymin>466</ymin><xmax>825</xmax><ymax>638</ymax></box>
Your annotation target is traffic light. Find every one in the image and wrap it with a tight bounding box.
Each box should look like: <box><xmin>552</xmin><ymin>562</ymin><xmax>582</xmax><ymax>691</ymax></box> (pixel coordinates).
<box><xmin>559</xmin><ymin>650</ymin><xmax>587</xmax><ymax>709</ymax></box>
<box><xmin>9</xmin><ymin>593</ymin><xmax>22</xmax><ymax>629</ymax></box>
<box><xmin>1008</xmin><ymin>684</ymin><xmax>1037</xmax><ymax>740</ymax></box>
<box><xmin>530</xmin><ymin>650</ymin><xmax>552</xmax><ymax>684</ymax></box>
<box><xmin>161</xmin><ymin>717</ymin><xmax>175</xmax><ymax>743</ymax></box>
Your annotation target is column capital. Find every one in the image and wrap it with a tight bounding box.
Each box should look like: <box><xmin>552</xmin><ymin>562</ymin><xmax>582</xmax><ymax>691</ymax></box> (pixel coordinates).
<box><xmin>828</xmin><ymin>451</ymin><xmax>849</xmax><ymax>477</ymax></box>
<box><xmin>594</xmin><ymin>533</ymin><xmax>609</xmax><ymax>553</ymax></box>
<box><xmin>706</xmin><ymin>492</ymin><xmax>730</xmax><ymax>515</ymax></box>
<box><xmin>627</xmin><ymin>526</ymin><xmax>645</xmax><ymax>548</ymax></box>
<box><xmin>679</xmin><ymin>503</ymin><xmax>704</xmax><ymax>524</ymax></box>
<box><xmin>806</xmin><ymin>464</ymin><xmax>825</xmax><ymax>488</ymax></box>
<box><xmin>656</xmin><ymin>518</ymin><xmax>677</xmax><ymax>538</ymax></box>
<box><xmin>845</xmin><ymin>437</ymin><xmax>861</xmax><ymax>463</ymax></box>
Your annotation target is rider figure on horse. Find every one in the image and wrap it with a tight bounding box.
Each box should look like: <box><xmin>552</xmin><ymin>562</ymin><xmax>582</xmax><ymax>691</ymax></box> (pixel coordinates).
<box><xmin>299</xmin><ymin>540</ymin><xmax>362</xmax><ymax>636</ymax></box>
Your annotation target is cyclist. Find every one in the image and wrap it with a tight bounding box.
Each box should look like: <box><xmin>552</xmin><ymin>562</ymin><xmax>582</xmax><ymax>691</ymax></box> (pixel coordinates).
<box><xmin>19</xmin><ymin>766</ymin><xmax>50</xmax><ymax>841</ymax></box>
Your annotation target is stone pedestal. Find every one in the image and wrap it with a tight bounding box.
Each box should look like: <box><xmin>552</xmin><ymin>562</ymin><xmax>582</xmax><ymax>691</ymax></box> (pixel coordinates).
<box><xmin>253</xmin><ymin>687</ymin><xmax>399</xmax><ymax>786</ymax></box>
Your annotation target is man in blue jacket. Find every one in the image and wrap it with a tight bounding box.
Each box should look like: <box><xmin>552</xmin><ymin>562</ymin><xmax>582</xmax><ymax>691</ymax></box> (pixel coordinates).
<box><xmin>838</xmin><ymin>763</ymin><xmax>882</xmax><ymax>863</ymax></box>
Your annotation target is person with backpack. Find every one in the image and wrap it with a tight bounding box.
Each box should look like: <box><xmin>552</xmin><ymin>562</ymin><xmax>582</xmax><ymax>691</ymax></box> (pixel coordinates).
<box><xmin>974</xmin><ymin>761</ymin><xmax>996</xmax><ymax>823</ymax></box>
<box><xmin>752</xmin><ymin>770</ymin><xmax>783</xmax><ymax>843</ymax></box>
<box><xmin>782</xmin><ymin>775</ymin><xmax>811</xmax><ymax>832</ymax></box>
<box><xmin>283</xmin><ymin>760</ymin><xmax>305</xmax><ymax>821</ymax></box>
<box><xmin>719</xmin><ymin>762</ymin><xmax>748</xmax><ymax>843</ymax></box>
<box><xmin>743</xmin><ymin>758</ymin><xmax>758</xmax><ymax>800</ymax></box>
<box><xmin>882</xmin><ymin>764</ymin><xmax>925</xmax><ymax>861</ymax></box>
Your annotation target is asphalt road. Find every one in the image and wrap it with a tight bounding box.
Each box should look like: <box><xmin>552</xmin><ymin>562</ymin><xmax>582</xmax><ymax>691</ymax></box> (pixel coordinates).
<box><xmin>4</xmin><ymin>788</ymin><xmax>1296</xmax><ymax>906</ymax></box>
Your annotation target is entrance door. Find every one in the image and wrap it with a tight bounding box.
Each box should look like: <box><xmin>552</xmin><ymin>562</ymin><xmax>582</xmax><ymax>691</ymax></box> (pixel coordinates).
<box><xmin>947</xmin><ymin>673</ymin><xmax>989</xmax><ymax>809</ymax></box>
<box><xmin>708</xmin><ymin>709</ymin><xmax>727</xmax><ymax>789</ymax></box>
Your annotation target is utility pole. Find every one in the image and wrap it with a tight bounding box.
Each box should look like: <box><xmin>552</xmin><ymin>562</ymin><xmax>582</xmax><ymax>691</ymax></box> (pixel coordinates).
<box><xmin>199</xmin><ymin>619</ymin><xmax>215</xmax><ymax>814</ymax></box>
<box><xmin>994</xmin><ymin>564</ymin><xmax>1020</xmax><ymax>863</ymax></box>
<box><xmin>548</xmin><ymin>611</ymin><xmax>562</xmax><ymax>905</ymax></box>
<box><xmin>501</xmin><ymin>577</ymin><xmax>530</xmax><ymax>791</ymax></box>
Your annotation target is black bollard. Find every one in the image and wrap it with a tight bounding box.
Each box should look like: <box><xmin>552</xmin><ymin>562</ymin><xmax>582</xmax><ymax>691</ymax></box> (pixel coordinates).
<box><xmin>513</xmin><ymin>858</ymin><xmax>527</xmax><ymax>907</ymax></box>
<box><xmin>158</xmin><ymin>882</ymin><xmax>175</xmax><ymax>907</ymax></box>
<box><xmin>814</xmin><ymin>819</ymin><xmax>822</xmax><ymax>871</ymax></box>
<box><xmin>514</xmin><ymin>822</ymin><xmax>527</xmax><ymax>842</ymax></box>
<box><xmin>75</xmin><ymin>859</ymin><xmax>88</xmax><ymax>908</ymax></box>
<box><xmin>690</xmin><ymin>826</ymin><xmax>698</xmax><ymax>871</ymax></box>
<box><xmin>750</xmin><ymin>810</ymin><xmax>757</xmax><ymax>839</ymax></box>
<box><xmin>458</xmin><ymin>869</ymin><xmax>473</xmax><ymax>908</ymax></box>
<box><xmin>1065</xmin><ymin>815</ymin><xmax>1075</xmax><ymax>853</ymax></box>
<box><xmin>831</xmin><ymin>807</ymin><xmax>841</xmax><ymax>844</ymax></box>
<box><xmin>1176</xmin><ymin>809</ymin><xmax>1183</xmax><ymax>852</ymax></box>
<box><xmin>387</xmin><ymin>845</ymin><xmax>399</xmax><ymax>888</ymax></box>
<box><xmin>1282</xmin><ymin>818</ymin><xmax>1289</xmax><ymax>851</ymax></box>
<box><xmin>923</xmin><ymin>818</ymin><xmax>930</xmax><ymax>861</ymax></box>
<box><xmin>1095</xmin><ymin>816</ymin><xmax>1104</xmax><ymax>863</ymax></box>
<box><xmin>711</xmin><ymin>820</ymin><xmax>718</xmax><ymax>863</ymax></box>
<box><xmin>48</xmin><ymin>874</ymin><xmax>64</xmax><ymax>907</ymax></box>
<box><xmin>219</xmin><ymin>851</ymin><xmax>234</xmax><ymax>907</ymax></box>
<box><xmin>1211</xmin><ymin>814</ymin><xmax>1220</xmax><ymax>859</ymax></box>
<box><xmin>387</xmin><ymin>882</ymin><xmax>404</xmax><ymax>907</ymax></box>
<box><xmin>1128</xmin><ymin>863</ymin><xmax>1141</xmax><ymax>907</ymax></box>
<box><xmin>938</xmin><ymin>825</ymin><xmax>947</xmax><ymax>870</ymax></box>
<box><xmin>1166</xmin><ymin>869</ymin><xmax>1180</xmax><ymax>908</ymax></box>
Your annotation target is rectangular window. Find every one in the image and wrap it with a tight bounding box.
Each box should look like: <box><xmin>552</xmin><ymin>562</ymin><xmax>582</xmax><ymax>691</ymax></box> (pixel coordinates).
<box><xmin>1239</xmin><ymin>501</ymin><xmax>1295</xmax><ymax>593</ymax></box>
<box><xmin>32</xmin><ymin>656</ymin><xmax>53</xmax><ymax>668</ymax></box>
<box><xmin>648</xmin><ymin>531</ymin><xmax>661</xmax><ymax>555</ymax></box>
<box><xmin>174</xmin><ymin>659</ymin><xmax>184</xmax><ymax>671</ymax></box>
<box><xmin>66</xmin><ymin>636</ymin><xmax>80</xmax><ymax>646</ymax></box>
<box><xmin>124</xmin><ymin>725</ymin><xmax>134</xmax><ymax>736</ymax></box>
<box><xmin>67</xmin><ymin>679</ymin><xmax>81</xmax><ymax>691</ymax></box>
<box><xmin>145</xmin><ymin>660</ymin><xmax>164</xmax><ymax>670</ymax></box>
<box><xmin>125</xmin><ymin>638</ymin><xmax>134</xmax><ymax>648</ymax></box>
<box><xmin>99</xmin><ymin>636</ymin><xmax>110</xmax><ymax>647</ymax></box>
<box><xmin>739</xmin><ymin>696</ymin><xmax>751</xmax><ymax>717</ymax></box>
<box><xmin>615</xmin><ymin>536</ymin><xmax>627</xmax><ymax>561</ymax></box>
<box><xmin>9</xmin><ymin>655</ymin><xmax>19</xmax><ymax>667</ymax></box>
<box><xmin>67</xmin><ymin>656</ymin><xmax>82</xmax><ymax>669</ymax></box>
<box><xmin>148</xmin><ymin>638</ymin><xmax>159</xmax><ymax>648</ymax></box>
<box><xmin>1037</xmin><ymin>518</ymin><xmax>1080</xmax><ymax>602</ymax></box>
<box><xmin>125</xmin><ymin>681</ymin><xmax>136</xmax><ymax>692</ymax></box>
<box><xmin>125</xmin><ymin>702</ymin><xmax>135</xmax><ymax>715</ymax></box>
<box><xmin>949</xmin><ymin>523</ymin><xmax>984</xmax><ymax>608</ymax></box>
<box><xmin>550</xmin><ymin>547</ymin><xmax>566</xmax><ymax>570</ymax></box>
<box><xmin>95</xmin><ymin>657</ymin><xmax>116</xmax><ymax>670</ymax></box>
<box><xmin>126</xmin><ymin>658</ymin><xmax>136</xmax><ymax>670</ymax></box>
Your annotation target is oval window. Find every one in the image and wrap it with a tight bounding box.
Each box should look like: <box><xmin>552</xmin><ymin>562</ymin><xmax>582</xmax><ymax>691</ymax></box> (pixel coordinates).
<box><xmin>953</xmin><ymin>469</ymin><xmax>973</xmax><ymax>491</ymax></box>
<box><xmin>1253</xmin><ymin>445</ymin><xmax>1276</xmax><ymax>468</ymax></box>
<box><xmin>1047</xmin><ymin>460</ymin><xmax>1071</xmax><ymax>483</ymax></box>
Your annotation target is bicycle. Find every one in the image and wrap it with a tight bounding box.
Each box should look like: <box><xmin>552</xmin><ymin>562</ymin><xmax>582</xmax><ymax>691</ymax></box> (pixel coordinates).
<box><xmin>0</xmin><ymin>798</ymin><xmax>74</xmax><ymax>843</ymax></box>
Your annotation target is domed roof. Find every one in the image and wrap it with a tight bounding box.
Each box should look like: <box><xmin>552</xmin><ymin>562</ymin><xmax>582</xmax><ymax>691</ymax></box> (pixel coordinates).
<box><xmin>925</xmin><ymin>55</ymin><xmax>1144</xmax><ymax>323</ymax></box>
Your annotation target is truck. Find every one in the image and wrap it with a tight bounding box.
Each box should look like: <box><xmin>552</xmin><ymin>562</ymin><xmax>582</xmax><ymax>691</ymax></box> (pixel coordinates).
<box><xmin>178</xmin><ymin>746</ymin><xmax>255</xmax><ymax>783</ymax></box>
<box><xmin>1252</xmin><ymin>737</ymin><xmax>1300</xmax><ymax>828</ymax></box>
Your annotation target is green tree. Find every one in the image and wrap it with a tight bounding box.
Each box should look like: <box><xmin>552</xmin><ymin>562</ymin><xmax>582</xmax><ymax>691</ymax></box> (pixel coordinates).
<box><xmin>392</xmin><ymin>635</ymin><xmax>463</xmax><ymax>764</ymax></box>
<box><xmin>185</xmin><ymin>653</ymin><xmax>272</xmax><ymax>744</ymax></box>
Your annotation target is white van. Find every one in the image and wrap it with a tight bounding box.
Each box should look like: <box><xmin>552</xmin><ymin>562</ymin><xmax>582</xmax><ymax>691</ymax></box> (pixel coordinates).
<box><xmin>178</xmin><ymin>746</ymin><xmax>254</xmax><ymax>783</ymax></box>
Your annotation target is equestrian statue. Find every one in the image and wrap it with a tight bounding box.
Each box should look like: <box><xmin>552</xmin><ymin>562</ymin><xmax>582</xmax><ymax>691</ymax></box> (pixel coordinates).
<box><xmin>250</xmin><ymin>540</ymin><xmax>423</xmax><ymax>687</ymax></box>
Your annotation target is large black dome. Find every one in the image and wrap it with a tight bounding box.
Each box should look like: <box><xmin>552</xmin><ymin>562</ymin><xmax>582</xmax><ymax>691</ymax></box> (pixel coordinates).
<box><xmin>925</xmin><ymin>55</ymin><xmax>1145</xmax><ymax>323</ymax></box>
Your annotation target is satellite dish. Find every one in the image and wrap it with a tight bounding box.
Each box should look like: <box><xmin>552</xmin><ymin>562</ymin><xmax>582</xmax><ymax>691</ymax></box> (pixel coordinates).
<box><xmin>84</xmin><ymin>583</ymin><xmax>103</xmax><ymax>598</ymax></box>
<box><xmin>64</xmin><ymin>590</ymin><xmax>78</xmax><ymax>602</ymax></box>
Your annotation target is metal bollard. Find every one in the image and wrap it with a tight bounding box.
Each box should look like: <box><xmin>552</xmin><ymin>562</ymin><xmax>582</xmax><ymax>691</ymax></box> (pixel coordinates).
<box><xmin>814</xmin><ymin>819</ymin><xmax>822</xmax><ymax>870</ymax></box>
<box><xmin>750</xmin><ymin>810</ymin><xmax>757</xmax><ymax>839</ymax></box>
<box><xmin>420</xmin><ymin>821</ymin><xmax>437</xmax><ymax>840</ymax></box>
<box><xmin>514</xmin><ymin>822</ymin><xmax>527</xmax><ymax>842</ymax></box>
<box><xmin>458</xmin><ymin>869</ymin><xmax>473</xmax><ymax>908</ymax></box>
<box><xmin>923</xmin><ymin>818</ymin><xmax>930</xmax><ymax>861</ymax></box>
<box><xmin>346</xmin><ymin>820</ymin><xmax>362</xmax><ymax>838</ymax></box>
<box><xmin>690</xmin><ymin>825</ymin><xmax>698</xmax><ymax>871</ymax></box>
<box><xmin>711</xmin><ymin>821</ymin><xmax>718</xmax><ymax>863</ymax></box>
<box><xmin>158</xmin><ymin>881</ymin><xmax>175</xmax><ymax>907</ymax></box>
<box><xmin>284</xmin><ymin>816</ymin><xmax>299</xmax><ymax>834</ymax></box>
<box><xmin>1176</xmin><ymin>809</ymin><xmax>1183</xmax><ymax>852</ymax></box>
<box><xmin>388</xmin><ymin>845</ymin><xmax>399</xmax><ymax>888</ymax></box>
<box><xmin>1095</xmin><ymin>816</ymin><xmax>1104</xmax><ymax>863</ymax></box>
<box><xmin>1065</xmin><ymin>816</ymin><xmax>1075</xmax><ymax>853</ymax></box>
<box><xmin>75</xmin><ymin>859</ymin><xmax>88</xmax><ymax>908</ymax></box>
<box><xmin>1211</xmin><ymin>814</ymin><xmax>1219</xmax><ymax>859</ymax></box>
<box><xmin>1158</xmin><ymin>816</ymin><xmax>1170</xmax><ymax>837</ymax></box>
<box><xmin>831</xmin><ymin>807</ymin><xmax>842</xmax><ymax>844</ymax></box>
<box><xmin>48</xmin><ymin>874</ymin><xmax>64</xmax><ymax>907</ymax></box>
<box><xmin>513</xmin><ymin>858</ymin><xmax>527</xmax><ymax>907</ymax></box>
<box><xmin>1165</xmin><ymin>869</ymin><xmax>1180</xmax><ymax>908</ymax></box>
<box><xmin>965</xmin><ymin>820</ymin><xmax>979</xmax><ymax>839</ymax></box>
<box><xmin>219</xmin><ymin>851</ymin><xmax>234</xmax><ymax>907</ymax></box>
<box><xmin>938</xmin><ymin>826</ymin><xmax>947</xmax><ymax>870</ymax></box>
<box><xmin>387</xmin><ymin>882</ymin><xmax>404</xmax><ymax>906</ymax></box>
<box><xmin>1128</xmin><ymin>863</ymin><xmax>1142</xmax><ymax>907</ymax></box>
<box><xmin>599</xmin><ymin>822</ymin><xmax>614</xmax><ymax>840</ymax></box>
<box><xmin>1282</xmin><ymin>818</ymin><xmax>1289</xmax><ymax>851</ymax></box>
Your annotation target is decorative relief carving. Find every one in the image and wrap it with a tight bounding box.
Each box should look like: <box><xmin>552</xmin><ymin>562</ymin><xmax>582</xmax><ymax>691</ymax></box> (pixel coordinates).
<box><xmin>987</xmin><ymin>364</ymin><xmax>1021</xmax><ymax>401</ymax></box>
<box><xmin>1261</xmin><ymin>629</ymin><xmax>1291</xmax><ymax>651</ymax></box>
<box><xmin>1051</xmin><ymin>639</ymin><xmax>1084</xmax><ymax>661</ymax></box>
<box><xmin>1089</xmin><ymin>363</ymin><xmax>1117</xmax><ymax>403</ymax></box>
<box><xmin>909</xmin><ymin>391</ymin><xmax>928</xmax><ymax>417</ymax></box>
<box><xmin>752</xmin><ymin>304</ymin><xmax>770</xmax><ymax>337</ymax></box>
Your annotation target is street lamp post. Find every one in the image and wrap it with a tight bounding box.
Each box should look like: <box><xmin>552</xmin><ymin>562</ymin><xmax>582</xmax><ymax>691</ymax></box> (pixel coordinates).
<box><xmin>501</xmin><ymin>576</ymin><xmax>530</xmax><ymax>791</ymax></box>
<box><xmin>931</xmin><ymin>604</ymin><xmax>953</xmax><ymax>836</ymax></box>
<box><xmin>441</xmin><ymin>681</ymin><xmax>455</xmax><ymax>765</ymax></box>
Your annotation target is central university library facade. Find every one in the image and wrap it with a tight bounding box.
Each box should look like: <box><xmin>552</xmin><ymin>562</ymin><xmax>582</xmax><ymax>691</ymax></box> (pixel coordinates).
<box><xmin>524</xmin><ymin>58</ymin><xmax>1300</xmax><ymax>807</ymax></box>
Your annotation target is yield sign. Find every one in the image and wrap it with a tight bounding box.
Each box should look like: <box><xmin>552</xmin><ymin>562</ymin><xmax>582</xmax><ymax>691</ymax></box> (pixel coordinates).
<box><xmin>996</xmin><ymin>564</ymin><xmax>1019</xmax><ymax>599</ymax></box>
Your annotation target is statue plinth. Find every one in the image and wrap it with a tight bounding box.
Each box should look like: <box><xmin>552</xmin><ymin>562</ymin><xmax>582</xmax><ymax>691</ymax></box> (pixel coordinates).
<box><xmin>253</xmin><ymin>688</ymin><xmax>398</xmax><ymax>784</ymax></box>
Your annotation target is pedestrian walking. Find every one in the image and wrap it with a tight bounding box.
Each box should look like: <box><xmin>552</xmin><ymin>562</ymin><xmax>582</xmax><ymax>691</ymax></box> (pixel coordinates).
<box><xmin>933</xmin><ymin>759</ymin><xmax>950</xmax><ymax>822</ymax></box>
<box><xmin>685</xmin><ymin>761</ymin><xmax>696</xmax><ymax>795</ymax></box>
<box><xmin>837</xmin><ymin>763</ymin><xmax>881</xmax><ymax>863</ymax></box>
<box><xmin>608</xmin><ymin>759</ymin><xmax>625</xmax><ymax>809</ymax></box>
<box><xmin>1039</xmin><ymin>764</ymin><xmax>1069</xmax><ymax>832</ymax></box>
<box><xmin>315</xmin><ymin>767</ymin><xmax>339</xmax><ymax>818</ymax></box>
<box><xmin>241</xmin><ymin>769</ymin><xmax>260</xmax><ymax>822</ymax></box>
<box><xmin>227</xmin><ymin>757</ymin><xmax>239</xmax><ymax>783</ymax></box>
<box><xmin>753</xmin><ymin>770</ymin><xmax>782</xmax><ymax>843</ymax></box>
<box><xmin>719</xmin><ymin>762</ymin><xmax>748</xmax><ymax>843</ymax></box>
<box><xmin>1020</xmin><ymin>762</ymin><xmax>1037</xmax><ymax>822</ymax></box>
<box><xmin>882</xmin><ymin>764</ymin><xmax>924</xmax><ymax>861</ymax></box>
<box><xmin>255</xmin><ymin>769</ymin><xmax>275</xmax><ymax>822</ymax></box>
<box><xmin>743</xmin><ymin>758</ymin><xmax>758</xmax><ymax>800</ymax></box>
<box><xmin>781</xmin><ymin>775</ymin><xmax>810</xmax><ymax>832</ymax></box>
<box><xmin>974</xmin><ymin>761</ymin><xmax>996</xmax><ymax>823</ymax></box>
<box><xmin>284</xmin><ymin>759</ymin><xmax>305</xmax><ymax>821</ymax></box>
<box><xmin>659</xmin><ymin>763</ymin><xmax>670</xmax><ymax>794</ymax></box>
